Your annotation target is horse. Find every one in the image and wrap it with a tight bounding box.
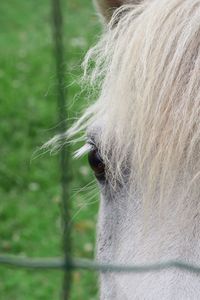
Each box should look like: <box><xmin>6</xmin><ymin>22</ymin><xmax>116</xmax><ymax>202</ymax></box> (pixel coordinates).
<box><xmin>68</xmin><ymin>0</ymin><xmax>200</xmax><ymax>298</ymax></box>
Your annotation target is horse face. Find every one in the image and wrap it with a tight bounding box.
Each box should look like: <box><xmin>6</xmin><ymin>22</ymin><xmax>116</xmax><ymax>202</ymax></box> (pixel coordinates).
<box><xmin>87</xmin><ymin>121</ymin><xmax>200</xmax><ymax>299</ymax></box>
<box><xmin>81</xmin><ymin>0</ymin><xmax>200</xmax><ymax>298</ymax></box>
<box><xmin>86</xmin><ymin>127</ymin><xmax>174</xmax><ymax>299</ymax></box>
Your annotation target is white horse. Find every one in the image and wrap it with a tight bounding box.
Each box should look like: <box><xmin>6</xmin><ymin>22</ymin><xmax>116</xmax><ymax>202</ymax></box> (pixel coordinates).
<box><xmin>69</xmin><ymin>0</ymin><xmax>200</xmax><ymax>298</ymax></box>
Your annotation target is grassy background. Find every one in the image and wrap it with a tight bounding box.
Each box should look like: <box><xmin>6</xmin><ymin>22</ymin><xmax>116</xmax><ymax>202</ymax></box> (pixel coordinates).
<box><xmin>0</xmin><ymin>0</ymin><xmax>100</xmax><ymax>299</ymax></box>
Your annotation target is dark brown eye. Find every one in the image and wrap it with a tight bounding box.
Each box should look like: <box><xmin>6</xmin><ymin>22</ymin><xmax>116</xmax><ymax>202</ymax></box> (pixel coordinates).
<box><xmin>88</xmin><ymin>147</ymin><xmax>105</xmax><ymax>181</ymax></box>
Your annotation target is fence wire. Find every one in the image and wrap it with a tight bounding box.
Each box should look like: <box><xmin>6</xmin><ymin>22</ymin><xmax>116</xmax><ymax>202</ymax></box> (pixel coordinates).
<box><xmin>1</xmin><ymin>256</ymin><xmax>200</xmax><ymax>276</ymax></box>
<box><xmin>51</xmin><ymin>0</ymin><xmax>71</xmax><ymax>299</ymax></box>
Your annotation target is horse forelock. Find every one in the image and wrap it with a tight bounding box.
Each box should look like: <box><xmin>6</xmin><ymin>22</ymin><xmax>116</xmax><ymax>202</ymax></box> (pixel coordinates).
<box><xmin>70</xmin><ymin>0</ymin><xmax>200</xmax><ymax>209</ymax></box>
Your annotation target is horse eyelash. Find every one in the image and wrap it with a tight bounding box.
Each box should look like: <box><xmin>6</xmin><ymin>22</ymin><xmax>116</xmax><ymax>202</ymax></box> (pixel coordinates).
<box><xmin>73</xmin><ymin>143</ymin><xmax>92</xmax><ymax>159</ymax></box>
<box><xmin>74</xmin><ymin>136</ymin><xmax>99</xmax><ymax>159</ymax></box>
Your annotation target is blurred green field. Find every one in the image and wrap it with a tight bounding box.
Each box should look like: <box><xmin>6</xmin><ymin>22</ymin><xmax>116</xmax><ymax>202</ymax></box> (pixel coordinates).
<box><xmin>0</xmin><ymin>1</ymin><xmax>100</xmax><ymax>299</ymax></box>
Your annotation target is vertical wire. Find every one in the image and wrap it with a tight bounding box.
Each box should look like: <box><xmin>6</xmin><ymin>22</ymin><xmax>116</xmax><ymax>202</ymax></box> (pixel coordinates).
<box><xmin>51</xmin><ymin>0</ymin><xmax>72</xmax><ymax>299</ymax></box>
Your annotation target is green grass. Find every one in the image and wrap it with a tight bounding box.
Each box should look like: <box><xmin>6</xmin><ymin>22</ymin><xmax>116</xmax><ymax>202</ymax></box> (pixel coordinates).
<box><xmin>0</xmin><ymin>1</ymin><xmax>100</xmax><ymax>299</ymax></box>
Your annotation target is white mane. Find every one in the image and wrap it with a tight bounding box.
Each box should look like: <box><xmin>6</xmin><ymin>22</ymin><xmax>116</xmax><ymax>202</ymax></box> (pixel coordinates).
<box><xmin>70</xmin><ymin>0</ymin><xmax>200</xmax><ymax>210</ymax></box>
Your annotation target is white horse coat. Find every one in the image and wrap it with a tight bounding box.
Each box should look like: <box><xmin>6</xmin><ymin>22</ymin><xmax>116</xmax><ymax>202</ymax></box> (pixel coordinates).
<box><xmin>70</xmin><ymin>0</ymin><xmax>200</xmax><ymax>298</ymax></box>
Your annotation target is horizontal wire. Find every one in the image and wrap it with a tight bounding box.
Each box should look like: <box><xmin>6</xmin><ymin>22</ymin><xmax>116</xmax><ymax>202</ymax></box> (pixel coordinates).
<box><xmin>1</xmin><ymin>255</ymin><xmax>200</xmax><ymax>275</ymax></box>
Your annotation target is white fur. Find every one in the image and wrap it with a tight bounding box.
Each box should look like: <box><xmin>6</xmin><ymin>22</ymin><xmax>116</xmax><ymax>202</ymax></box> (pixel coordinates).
<box><xmin>69</xmin><ymin>0</ymin><xmax>200</xmax><ymax>298</ymax></box>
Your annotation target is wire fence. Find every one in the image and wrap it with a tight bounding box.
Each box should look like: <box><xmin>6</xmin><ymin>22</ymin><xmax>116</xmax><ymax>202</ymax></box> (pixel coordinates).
<box><xmin>51</xmin><ymin>0</ymin><xmax>71</xmax><ymax>298</ymax></box>
<box><xmin>1</xmin><ymin>256</ymin><xmax>200</xmax><ymax>275</ymax></box>
<box><xmin>1</xmin><ymin>0</ymin><xmax>200</xmax><ymax>299</ymax></box>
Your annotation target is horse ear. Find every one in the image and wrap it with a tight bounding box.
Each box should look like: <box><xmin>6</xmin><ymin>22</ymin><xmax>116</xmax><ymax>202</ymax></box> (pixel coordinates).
<box><xmin>94</xmin><ymin>0</ymin><xmax>135</xmax><ymax>23</ymax></box>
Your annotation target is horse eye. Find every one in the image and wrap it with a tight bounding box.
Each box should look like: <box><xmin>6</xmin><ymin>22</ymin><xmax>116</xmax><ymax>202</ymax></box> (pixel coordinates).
<box><xmin>88</xmin><ymin>147</ymin><xmax>105</xmax><ymax>181</ymax></box>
